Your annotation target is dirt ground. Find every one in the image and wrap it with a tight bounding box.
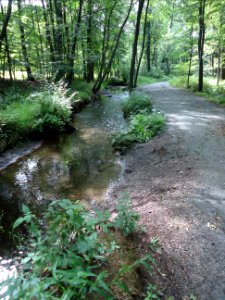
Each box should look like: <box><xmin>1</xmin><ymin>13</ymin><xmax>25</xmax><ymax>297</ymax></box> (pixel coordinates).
<box><xmin>107</xmin><ymin>82</ymin><xmax>225</xmax><ymax>300</ymax></box>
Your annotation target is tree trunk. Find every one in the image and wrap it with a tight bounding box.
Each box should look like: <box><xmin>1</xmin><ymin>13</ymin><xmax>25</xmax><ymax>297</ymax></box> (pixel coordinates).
<box><xmin>129</xmin><ymin>0</ymin><xmax>145</xmax><ymax>91</ymax></box>
<box><xmin>5</xmin><ymin>32</ymin><xmax>13</xmax><ymax>81</ymax></box>
<box><xmin>54</xmin><ymin>0</ymin><xmax>65</xmax><ymax>81</ymax></box>
<box><xmin>0</xmin><ymin>0</ymin><xmax>12</xmax><ymax>52</ymax></box>
<box><xmin>17</xmin><ymin>0</ymin><xmax>35</xmax><ymax>81</ymax></box>
<box><xmin>187</xmin><ymin>26</ymin><xmax>194</xmax><ymax>88</ymax></box>
<box><xmin>146</xmin><ymin>19</ymin><xmax>151</xmax><ymax>72</ymax></box>
<box><xmin>65</xmin><ymin>0</ymin><xmax>84</xmax><ymax>84</ymax></box>
<box><xmin>86</xmin><ymin>0</ymin><xmax>94</xmax><ymax>82</ymax></box>
<box><xmin>217</xmin><ymin>47</ymin><xmax>221</xmax><ymax>86</ymax></box>
<box><xmin>198</xmin><ymin>0</ymin><xmax>206</xmax><ymax>92</ymax></box>
<box><xmin>134</xmin><ymin>0</ymin><xmax>150</xmax><ymax>87</ymax></box>
<box><xmin>92</xmin><ymin>0</ymin><xmax>134</xmax><ymax>94</ymax></box>
<box><xmin>221</xmin><ymin>59</ymin><xmax>225</xmax><ymax>80</ymax></box>
<box><xmin>41</xmin><ymin>0</ymin><xmax>55</xmax><ymax>71</ymax></box>
<box><xmin>92</xmin><ymin>0</ymin><xmax>118</xmax><ymax>91</ymax></box>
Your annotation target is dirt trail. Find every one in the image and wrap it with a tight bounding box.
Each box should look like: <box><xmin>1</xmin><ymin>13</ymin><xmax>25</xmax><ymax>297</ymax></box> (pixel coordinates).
<box><xmin>109</xmin><ymin>82</ymin><xmax>225</xmax><ymax>299</ymax></box>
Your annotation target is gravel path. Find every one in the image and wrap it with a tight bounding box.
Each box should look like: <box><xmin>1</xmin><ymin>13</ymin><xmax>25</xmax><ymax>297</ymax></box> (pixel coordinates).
<box><xmin>109</xmin><ymin>82</ymin><xmax>225</xmax><ymax>299</ymax></box>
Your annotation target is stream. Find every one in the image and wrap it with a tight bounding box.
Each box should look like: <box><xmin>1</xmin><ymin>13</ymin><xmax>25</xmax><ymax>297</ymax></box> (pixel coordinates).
<box><xmin>0</xmin><ymin>90</ymin><xmax>128</xmax><ymax>252</ymax></box>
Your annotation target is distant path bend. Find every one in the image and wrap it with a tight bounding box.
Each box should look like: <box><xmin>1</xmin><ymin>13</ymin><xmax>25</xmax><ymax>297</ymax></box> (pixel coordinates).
<box><xmin>110</xmin><ymin>82</ymin><xmax>225</xmax><ymax>299</ymax></box>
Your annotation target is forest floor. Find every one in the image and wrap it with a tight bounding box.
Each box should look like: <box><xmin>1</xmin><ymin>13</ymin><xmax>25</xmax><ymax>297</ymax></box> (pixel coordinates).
<box><xmin>107</xmin><ymin>82</ymin><xmax>225</xmax><ymax>299</ymax></box>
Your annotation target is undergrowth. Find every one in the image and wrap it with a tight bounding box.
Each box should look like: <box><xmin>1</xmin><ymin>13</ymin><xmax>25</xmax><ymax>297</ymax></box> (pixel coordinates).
<box><xmin>0</xmin><ymin>194</ymin><xmax>156</xmax><ymax>300</ymax></box>
<box><xmin>0</xmin><ymin>82</ymin><xmax>74</xmax><ymax>152</ymax></box>
<box><xmin>69</xmin><ymin>79</ymin><xmax>92</xmax><ymax>102</ymax></box>
<box><xmin>170</xmin><ymin>76</ymin><xmax>225</xmax><ymax>105</ymax></box>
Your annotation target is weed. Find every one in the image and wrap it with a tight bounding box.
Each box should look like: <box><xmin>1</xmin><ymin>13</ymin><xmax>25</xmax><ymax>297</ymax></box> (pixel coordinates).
<box><xmin>113</xmin><ymin>192</ymin><xmax>140</xmax><ymax>236</ymax></box>
<box><xmin>148</xmin><ymin>236</ymin><xmax>161</xmax><ymax>252</ymax></box>
<box><xmin>144</xmin><ymin>284</ymin><xmax>161</xmax><ymax>300</ymax></box>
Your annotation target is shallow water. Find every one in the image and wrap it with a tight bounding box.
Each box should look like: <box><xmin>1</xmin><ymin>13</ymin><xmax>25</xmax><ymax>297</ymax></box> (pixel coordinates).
<box><xmin>0</xmin><ymin>92</ymin><xmax>128</xmax><ymax>227</ymax></box>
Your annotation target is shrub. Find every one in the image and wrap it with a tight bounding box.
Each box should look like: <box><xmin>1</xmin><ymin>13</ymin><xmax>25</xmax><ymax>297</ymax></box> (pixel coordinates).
<box><xmin>30</xmin><ymin>89</ymin><xmax>71</xmax><ymax>133</ymax></box>
<box><xmin>0</xmin><ymin>83</ymin><xmax>72</xmax><ymax>152</ymax></box>
<box><xmin>122</xmin><ymin>91</ymin><xmax>153</xmax><ymax>118</ymax></box>
<box><xmin>113</xmin><ymin>113</ymin><xmax>165</xmax><ymax>150</ymax></box>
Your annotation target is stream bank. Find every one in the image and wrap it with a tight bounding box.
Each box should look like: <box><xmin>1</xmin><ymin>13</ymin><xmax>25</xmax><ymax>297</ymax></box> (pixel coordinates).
<box><xmin>0</xmin><ymin>91</ymin><xmax>128</xmax><ymax>250</ymax></box>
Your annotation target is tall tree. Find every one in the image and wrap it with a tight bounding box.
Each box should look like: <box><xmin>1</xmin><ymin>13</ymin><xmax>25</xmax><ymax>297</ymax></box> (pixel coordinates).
<box><xmin>134</xmin><ymin>0</ymin><xmax>150</xmax><ymax>87</ymax></box>
<box><xmin>92</xmin><ymin>0</ymin><xmax>134</xmax><ymax>94</ymax></box>
<box><xmin>65</xmin><ymin>0</ymin><xmax>84</xmax><ymax>84</ymax></box>
<box><xmin>0</xmin><ymin>0</ymin><xmax>12</xmax><ymax>52</ymax></box>
<box><xmin>17</xmin><ymin>0</ymin><xmax>35</xmax><ymax>81</ymax></box>
<box><xmin>198</xmin><ymin>0</ymin><xmax>206</xmax><ymax>92</ymax></box>
<box><xmin>129</xmin><ymin>0</ymin><xmax>145</xmax><ymax>90</ymax></box>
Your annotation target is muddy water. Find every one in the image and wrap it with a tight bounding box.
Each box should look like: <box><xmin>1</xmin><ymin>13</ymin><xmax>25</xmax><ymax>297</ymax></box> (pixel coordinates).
<box><xmin>0</xmin><ymin>92</ymin><xmax>128</xmax><ymax>228</ymax></box>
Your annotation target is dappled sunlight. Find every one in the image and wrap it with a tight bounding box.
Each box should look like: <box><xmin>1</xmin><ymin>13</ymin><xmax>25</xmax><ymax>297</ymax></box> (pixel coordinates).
<box><xmin>167</xmin><ymin>110</ymin><xmax>225</xmax><ymax>131</ymax></box>
<box><xmin>0</xmin><ymin>259</ymin><xmax>17</xmax><ymax>299</ymax></box>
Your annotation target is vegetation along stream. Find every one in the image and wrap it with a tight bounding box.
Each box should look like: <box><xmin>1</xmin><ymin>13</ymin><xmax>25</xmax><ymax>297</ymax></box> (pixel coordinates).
<box><xmin>0</xmin><ymin>91</ymin><xmax>128</xmax><ymax>249</ymax></box>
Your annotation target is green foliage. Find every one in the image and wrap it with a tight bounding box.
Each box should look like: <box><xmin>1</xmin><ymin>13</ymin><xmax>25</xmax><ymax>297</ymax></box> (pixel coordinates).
<box><xmin>0</xmin><ymin>83</ymin><xmax>72</xmax><ymax>152</ymax></box>
<box><xmin>70</xmin><ymin>80</ymin><xmax>92</xmax><ymax>102</ymax></box>
<box><xmin>113</xmin><ymin>192</ymin><xmax>140</xmax><ymax>236</ymax></box>
<box><xmin>113</xmin><ymin>113</ymin><xmax>165</xmax><ymax>150</ymax></box>
<box><xmin>144</xmin><ymin>284</ymin><xmax>161</xmax><ymax>300</ymax></box>
<box><xmin>0</xmin><ymin>198</ymin><xmax>155</xmax><ymax>300</ymax></box>
<box><xmin>141</xmin><ymin>67</ymin><xmax>166</xmax><ymax>80</ymax></box>
<box><xmin>122</xmin><ymin>91</ymin><xmax>153</xmax><ymax>118</ymax></box>
<box><xmin>130</xmin><ymin>114</ymin><xmax>165</xmax><ymax>141</ymax></box>
<box><xmin>106</xmin><ymin>77</ymin><xmax>127</xmax><ymax>86</ymax></box>
<box><xmin>148</xmin><ymin>236</ymin><xmax>162</xmax><ymax>252</ymax></box>
<box><xmin>170</xmin><ymin>76</ymin><xmax>225</xmax><ymax>105</ymax></box>
<box><xmin>137</xmin><ymin>76</ymin><xmax>160</xmax><ymax>86</ymax></box>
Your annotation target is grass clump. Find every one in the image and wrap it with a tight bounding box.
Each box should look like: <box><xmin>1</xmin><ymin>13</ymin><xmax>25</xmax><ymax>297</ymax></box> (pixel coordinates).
<box><xmin>0</xmin><ymin>196</ymin><xmax>155</xmax><ymax>300</ymax></box>
<box><xmin>113</xmin><ymin>113</ymin><xmax>165</xmax><ymax>151</ymax></box>
<box><xmin>122</xmin><ymin>91</ymin><xmax>152</xmax><ymax>118</ymax></box>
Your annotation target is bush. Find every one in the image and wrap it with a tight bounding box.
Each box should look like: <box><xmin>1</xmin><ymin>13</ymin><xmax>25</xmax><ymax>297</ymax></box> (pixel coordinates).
<box><xmin>113</xmin><ymin>113</ymin><xmax>165</xmax><ymax>150</ymax></box>
<box><xmin>0</xmin><ymin>198</ymin><xmax>154</xmax><ymax>300</ymax></box>
<box><xmin>0</xmin><ymin>83</ymin><xmax>72</xmax><ymax>152</ymax></box>
<box><xmin>122</xmin><ymin>91</ymin><xmax>153</xmax><ymax>118</ymax></box>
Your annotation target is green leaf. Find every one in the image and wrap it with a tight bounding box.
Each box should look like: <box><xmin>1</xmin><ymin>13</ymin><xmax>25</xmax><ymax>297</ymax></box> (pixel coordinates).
<box><xmin>13</xmin><ymin>217</ymin><xmax>25</xmax><ymax>229</ymax></box>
